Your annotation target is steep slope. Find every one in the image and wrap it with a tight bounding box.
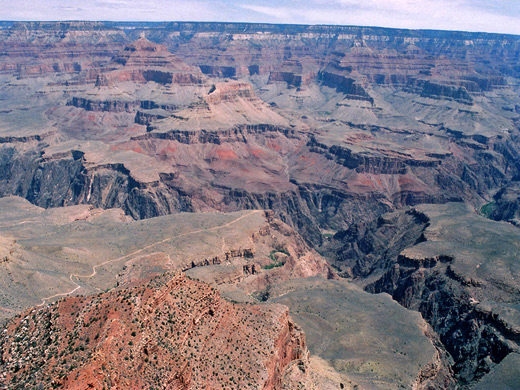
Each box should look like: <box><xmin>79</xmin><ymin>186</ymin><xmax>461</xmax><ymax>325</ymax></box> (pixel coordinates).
<box><xmin>483</xmin><ymin>180</ymin><xmax>520</xmax><ymax>227</ymax></box>
<box><xmin>324</xmin><ymin>203</ymin><xmax>520</xmax><ymax>386</ymax></box>
<box><xmin>0</xmin><ymin>196</ymin><xmax>332</xmax><ymax>322</ymax></box>
<box><xmin>0</xmin><ymin>273</ymin><xmax>324</xmax><ymax>389</ymax></box>
<box><xmin>0</xmin><ymin>22</ymin><xmax>127</xmax><ymax>79</ymax></box>
<box><xmin>0</xmin><ymin>23</ymin><xmax>519</xmax><ymax>247</ymax></box>
<box><xmin>105</xmin><ymin>36</ymin><xmax>205</xmax><ymax>85</ymax></box>
<box><xmin>0</xmin><ymin>22</ymin><xmax>520</xmax><ymax>388</ymax></box>
<box><xmin>270</xmin><ymin>278</ymin><xmax>455</xmax><ymax>390</ymax></box>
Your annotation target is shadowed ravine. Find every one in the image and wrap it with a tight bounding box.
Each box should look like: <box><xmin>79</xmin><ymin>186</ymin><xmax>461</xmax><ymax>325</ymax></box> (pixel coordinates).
<box><xmin>0</xmin><ymin>21</ymin><xmax>520</xmax><ymax>389</ymax></box>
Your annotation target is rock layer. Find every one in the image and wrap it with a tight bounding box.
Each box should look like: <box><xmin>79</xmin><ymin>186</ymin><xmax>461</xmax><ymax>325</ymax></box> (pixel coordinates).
<box><xmin>324</xmin><ymin>203</ymin><xmax>520</xmax><ymax>385</ymax></box>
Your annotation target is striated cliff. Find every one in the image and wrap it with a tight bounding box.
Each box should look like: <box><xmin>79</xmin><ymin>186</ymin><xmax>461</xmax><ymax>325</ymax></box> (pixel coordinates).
<box><xmin>0</xmin><ymin>23</ymin><xmax>519</xmax><ymax>241</ymax></box>
<box><xmin>323</xmin><ymin>203</ymin><xmax>520</xmax><ymax>386</ymax></box>
<box><xmin>0</xmin><ymin>21</ymin><xmax>520</xmax><ymax>388</ymax></box>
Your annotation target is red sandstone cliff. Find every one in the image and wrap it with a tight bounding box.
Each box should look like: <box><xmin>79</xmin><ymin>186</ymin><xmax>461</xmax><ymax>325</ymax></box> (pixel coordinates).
<box><xmin>0</xmin><ymin>273</ymin><xmax>313</xmax><ymax>389</ymax></box>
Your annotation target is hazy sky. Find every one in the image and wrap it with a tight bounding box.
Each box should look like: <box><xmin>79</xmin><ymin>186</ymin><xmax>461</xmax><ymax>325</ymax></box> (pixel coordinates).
<box><xmin>3</xmin><ymin>0</ymin><xmax>520</xmax><ymax>35</ymax></box>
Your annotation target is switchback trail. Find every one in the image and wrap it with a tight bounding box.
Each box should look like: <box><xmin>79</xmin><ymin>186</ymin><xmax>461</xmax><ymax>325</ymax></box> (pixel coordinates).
<box><xmin>38</xmin><ymin>210</ymin><xmax>262</xmax><ymax>306</ymax></box>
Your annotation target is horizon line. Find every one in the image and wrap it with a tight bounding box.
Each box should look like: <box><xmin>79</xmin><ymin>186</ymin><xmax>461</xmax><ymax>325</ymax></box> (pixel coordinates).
<box><xmin>1</xmin><ymin>19</ymin><xmax>520</xmax><ymax>38</ymax></box>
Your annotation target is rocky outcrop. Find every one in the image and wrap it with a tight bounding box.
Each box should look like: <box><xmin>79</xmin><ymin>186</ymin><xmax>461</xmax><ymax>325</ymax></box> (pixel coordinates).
<box><xmin>318</xmin><ymin>71</ymin><xmax>374</xmax><ymax>104</ymax></box>
<box><xmin>112</xmin><ymin>38</ymin><xmax>188</xmax><ymax>69</ymax></box>
<box><xmin>134</xmin><ymin>111</ymin><xmax>167</xmax><ymax>126</ymax></box>
<box><xmin>68</xmin><ymin>97</ymin><xmax>139</xmax><ymax>112</ymax></box>
<box><xmin>367</xmin><ymin>257</ymin><xmax>516</xmax><ymax>384</ymax></box>
<box><xmin>0</xmin><ymin>133</ymin><xmax>53</xmax><ymax>144</ymax></box>
<box><xmin>461</xmin><ymin>75</ymin><xmax>506</xmax><ymax>92</ymax></box>
<box><xmin>199</xmin><ymin>65</ymin><xmax>237</xmax><ymax>78</ymax></box>
<box><xmin>320</xmin><ymin>208</ymin><xmax>429</xmax><ymax>278</ymax></box>
<box><xmin>143</xmin><ymin>69</ymin><xmax>203</xmax><ymax>85</ymax></box>
<box><xmin>205</xmin><ymin>82</ymin><xmax>257</xmax><ymax>104</ymax></box>
<box><xmin>183</xmin><ymin>247</ymin><xmax>255</xmax><ymax>271</ymax></box>
<box><xmin>0</xmin><ymin>273</ymin><xmax>314</xmax><ymax>389</ymax></box>
<box><xmin>68</xmin><ymin>97</ymin><xmax>179</xmax><ymax>122</ymax></box>
<box><xmin>266</xmin><ymin>60</ymin><xmax>315</xmax><ymax>88</ymax></box>
<box><xmin>326</xmin><ymin>204</ymin><xmax>520</xmax><ymax>385</ymax></box>
<box><xmin>133</xmin><ymin>129</ymin><xmax>245</xmax><ymax>144</ymax></box>
<box><xmin>68</xmin><ymin>96</ymin><xmax>184</xmax><ymax>115</ymax></box>
<box><xmin>404</xmin><ymin>78</ymin><xmax>473</xmax><ymax>104</ymax></box>
<box><xmin>268</xmin><ymin>72</ymin><xmax>303</xmax><ymax>87</ymax></box>
<box><xmin>137</xmin><ymin>123</ymin><xmax>294</xmax><ymax>143</ymax></box>
<box><xmin>139</xmin><ymin>100</ymin><xmax>178</xmax><ymax>111</ymax></box>
<box><xmin>308</xmin><ymin>137</ymin><xmax>440</xmax><ymax>174</ymax></box>
<box><xmin>102</xmin><ymin>37</ymin><xmax>205</xmax><ymax>86</ymax></box>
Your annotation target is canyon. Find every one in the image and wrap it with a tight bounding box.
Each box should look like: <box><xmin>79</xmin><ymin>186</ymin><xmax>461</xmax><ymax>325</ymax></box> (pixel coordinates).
<box><xmin>0</xmin><ymin>21</ymin><xmax>519</xmax><ymax>389</ymax></box>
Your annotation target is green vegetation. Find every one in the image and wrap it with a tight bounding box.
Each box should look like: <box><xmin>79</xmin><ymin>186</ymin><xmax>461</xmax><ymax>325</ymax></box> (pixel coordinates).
<box><xmin>480</xmin><ymin>202</ymin><xmax>497</xmax><ymax>218</ymax></box>
<box><xmin>269</xmin><ymin>249</ymin><xmax>288</xmax><ymax>261</ymax></box>
<box><xmin>263</xmin><ymin>249</ymin><xmax>288</xmax><ymax>269</ymax></box>
<box><xmin>263</xmin><ymin>261</ymin><xmax>284</xmax><ymax>270</ymax></box>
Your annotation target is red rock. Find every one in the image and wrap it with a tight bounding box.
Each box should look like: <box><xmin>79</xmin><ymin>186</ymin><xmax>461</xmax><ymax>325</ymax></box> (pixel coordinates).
<box><xmin>0</xmin><ymin>274</ymin><xmax>315</xmax><ymax>389</ymax></box>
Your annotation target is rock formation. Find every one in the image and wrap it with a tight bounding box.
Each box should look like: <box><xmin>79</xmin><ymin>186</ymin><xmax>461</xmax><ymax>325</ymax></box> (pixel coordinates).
<box><xmin>0</xmin><ymin>21</ymin><xmax>520</xmax><ymax>388</ymax></box>
<box><xmin>323</xmin><ymin>203</ymin><xmax>520</xmax><ymax>384</ymax></box>
<box><xmin>0</xmin><ymin>274</ymin><xmax>319</xmax><ymax>389</ymax></box>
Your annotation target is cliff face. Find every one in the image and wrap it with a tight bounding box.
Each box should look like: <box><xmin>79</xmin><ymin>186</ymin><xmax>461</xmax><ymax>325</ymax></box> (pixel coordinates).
<box><xmin>368</xmin><ymin>258</ymin><xmax>515</xmax><ymax>384</ymax></box>
<box><xmin>0</xmin><ymin>22</ymin><xmax>126</xmax><ymax>79</ymax></box>
<box><xmin>323</xmin><ymin>203</ymin><xmax>520</xmax><ymax>385</ymax></box>
<box><xmin>320</xmin><ymin>208</ymin><xmax>429</xmax><ymax>278</ymax></box>
<box><xmin>104</xmin><ymin>37</ymin><xmax>205</xmax><ymax>86</ymax></box>
<box><xmin>484</xmin><ymin>180</ymin><xmax>520</xmax><ymax>227</ymax></box>
<box><xmin>318</xmin><ymin>71</ymin><xmax>374</xmax><ymax>104</ymax></box>
<box><xmin>1</xmin><ymin>22</ymin><xmax>520</xmax><ymax>387</ymax></box>
<box><xmin>68</xmin><ymin>97</ymin><xmax>139</xmax><ymax>112</ymax></box>
<box><xmin>404</xmin><ymin>78</ymin><xmax>473</xmax><ymax>104</ymax></box>
<box><xmin>0</xmin><ymin>274</ymin><xmax>313</xmax><ymax>389</ymax></box>
<box><xmin>0</xmin><ymin>23</ymin><xmax>518</xmax><ymax>233</ymax></box>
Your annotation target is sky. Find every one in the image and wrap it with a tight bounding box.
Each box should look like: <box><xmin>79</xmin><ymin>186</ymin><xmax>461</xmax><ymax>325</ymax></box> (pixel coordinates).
<box><xmin>2</xmin><ymin>0</ymin><xmax>520</xmax><ymax>35</ymax></box>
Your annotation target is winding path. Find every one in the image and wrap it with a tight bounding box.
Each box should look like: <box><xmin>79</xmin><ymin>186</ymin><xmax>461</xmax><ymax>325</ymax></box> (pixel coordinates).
<box><xmin>38</xmin><ymin>210</ymin><xmax>262</xmax><ymax>307</ymax></box>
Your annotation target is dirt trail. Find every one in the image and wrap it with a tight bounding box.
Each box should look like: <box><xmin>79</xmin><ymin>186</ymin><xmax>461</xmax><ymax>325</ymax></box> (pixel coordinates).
<box><xmin>0</xmin><ymin>306</ymin><xmax>17</xmax><ymax>313</ymax></box>
<box><xmin>38</xmin><ymin>210</ymin><xmax>262</xmax><ymax>306</ymax></box>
